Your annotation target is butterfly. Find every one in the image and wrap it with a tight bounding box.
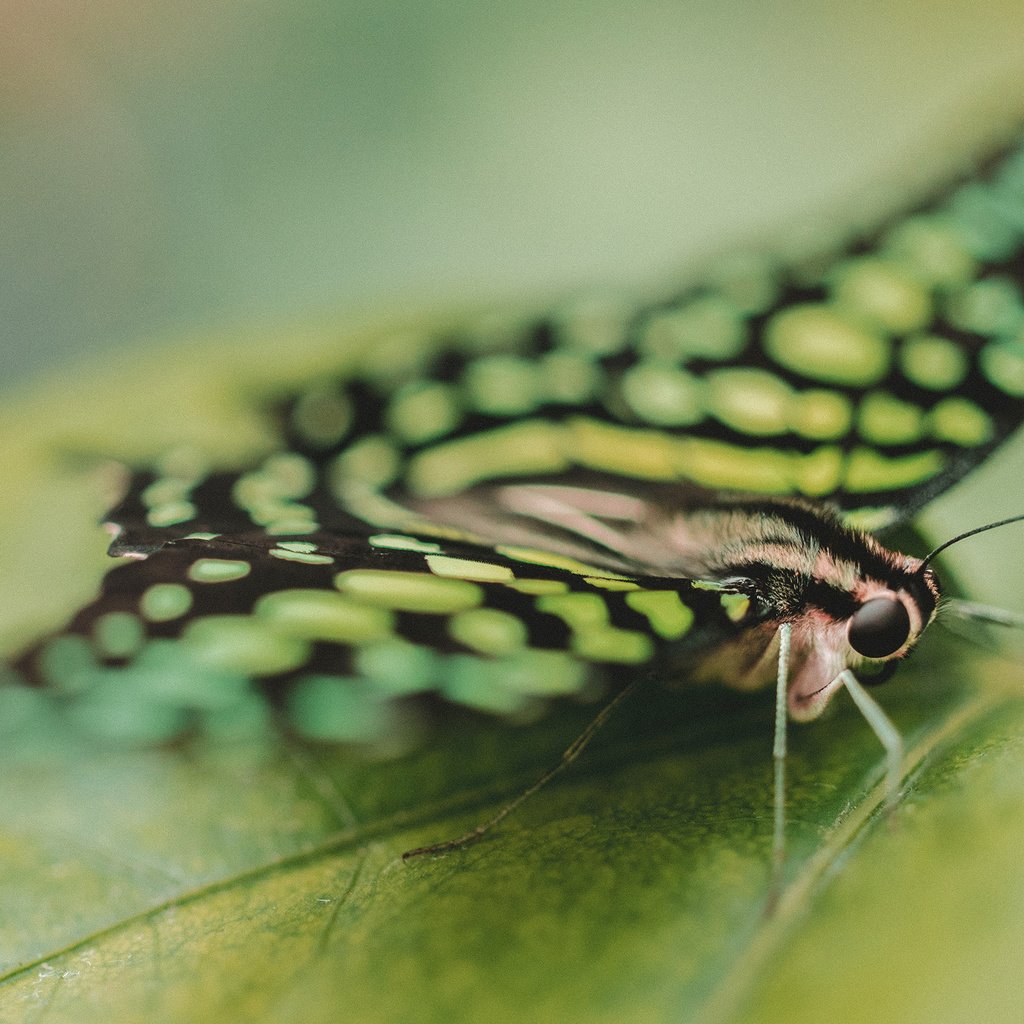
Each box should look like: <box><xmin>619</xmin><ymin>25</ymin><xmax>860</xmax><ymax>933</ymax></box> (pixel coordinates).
<box><xmin>10</xmin><ymin>126</ymin><xmax>1024</xmax><ymax>870</ymax></box>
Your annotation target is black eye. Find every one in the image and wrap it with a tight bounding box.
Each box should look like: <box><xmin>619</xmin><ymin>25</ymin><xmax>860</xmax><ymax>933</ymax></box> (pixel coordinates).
<box><xmin>847</xmin><ymin>597</ymin><xmax>911</xmax><ymax>659</ymax></box>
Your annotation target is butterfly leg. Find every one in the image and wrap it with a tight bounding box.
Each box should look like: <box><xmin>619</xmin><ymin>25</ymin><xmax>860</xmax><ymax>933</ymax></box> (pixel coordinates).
<box><xmin>838</xmin><ymin>669</ymin><xmax>904</xmax><ymax>814</ymax></box>
<box><xmin>769</xmin><ymin>622</ymin><xmax>792</xmax><ymax>903</ymax></box>
<box><xmin>402</xmin><ymin>676</ymin><xmax>643</xmax><ymax>861</ymax></box>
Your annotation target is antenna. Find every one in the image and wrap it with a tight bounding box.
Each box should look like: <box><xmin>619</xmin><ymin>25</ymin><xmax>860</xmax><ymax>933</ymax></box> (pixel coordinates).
<box><xmin>919</xmin><ymin>513</ymin><xmax>1024</xmax><ymax>571</ymax></box>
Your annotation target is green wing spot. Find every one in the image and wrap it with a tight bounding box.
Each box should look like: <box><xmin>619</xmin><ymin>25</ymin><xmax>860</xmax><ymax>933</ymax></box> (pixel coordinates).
<box><xmin>287</xmin><ymin>677</ymin><xmax>396</xmax><ymax>743</ymax></box>
<box><xmin>672</xmin><ymin>437</ymin><xmax>793</xmax><ymax>494</ymax></box>
<box><xmin>929</xmin><ymin>398</ymin><xmax>994</xmax><ymax>446</ymax></box>
<box><xmin>830</xmin><ymin>257</ymin><xmax>932</xmax><ymax>334</ymax></box>
<box><xmin>268</xmin><ymin>548</ymin><xmax>335</xmax><ymax>565</ymax></box>
<box><xmin>625</xmin><ymin>590</ymin><xmax>694</xmax><ymax>639</ymax></box>
<box><xmin>882</xmin><ymin>216</ymin><xmax>976</xmax><ymax>289</ymax></box>
<box><xmin>140</xmin><ymin>583</ymin><xmax>194</xmax><ymax>622</ymax></box>
<box><xmin>857</xmin><ymin>392</ymin><xmax>926</xmax><ymax>445</ymax></box>
<box><xmin>203</xmin><ymin>695</ymin><xmax>273</xmax><ymax>743</ymax></box>
<box><xmin>290</xmin><ymin>385</ymin><xmax>353</xmax><ymax>448</ymax></box>
<box><xmin>496</xmin><ymin>543</ymin><xmax>633</xmax><ymax>579</ymax></box>
<box><xmin>540</xmin><ymin>351</ymin><xmax>602</xmax><ymax>405</ymax></box>
<box><xmin>68</xmin><ymin>679</ymin><xmax>190</xmax><ymax>745</ymax></box>
<box><xmin>693</xmin><ymin>580</ymin><xmax>730</xmax><ymax>592</ymax></box>
<box><xmin>582</xmin><ymin>577</ymin><xmax>640</xmax><ymax>591</ymax></box>
<box><xmin>92</xmin><ymin>639</ymin><xmax>250</xmax><ymax>711</ymax></box>
<box><xmin>788</xmin><ymin>390</ymin><xmax>853</xmax><ymax>441</ymax></box>
<box><xmin>720</xmin><ymin>593</ymin><xmax>752</xmax><ymax>622</ymax></box>
<box><xmin>706</xmin><ymin>368</ymin><xmax>792</xmax><ymax>436</ymax></box>
<box><xmin>556</xmin><ymin>296</ymin><xmax>631</xmax><ymax>356</ymax></box>
<box><xmin>502</xmin><ymin>578</ymin><xmax>571</xmax><ymax>595</ymax></box>
<box><xmin>844</xmin><ymin>448</ymin><xmax>945</xmax><ymax>493</ymax></box>
<box><xmin>335</xmin><ymin>569</ymin><xmax>483</xmax><ymax>613</ymax></box>
<box><xmin>369</xmin><ymin>534</ymin><xmax>444</xmax><ymax>554</ymax></box>
<box><xmin>386</xmin><ymin>382</ymin><xmax>462</xmax><ymax>444</ymax></box>
<box><xmin>572</xmin><ymin>628</ymin><xmax>653</xmax><ymax>664</ymax></box>
<box><xmin>496</xmin><ymin>649</ymin><xmax>588</xmax><ymax>696</ymax></box>
<box><xmin>141</xmin><ymin>478</ymin><xmax>191</xmax><ymax>507</ymax></box>
<box><xmin>981</xmin><ymin>339</ymin><xmax>1024</xmax><ymax>396</ymax></box>
<box><xmin>538</xmin><ymin>593</ymin><xmax>661</xmax><ymax>662</ymax></box>
<box><xmin>232</xmin><ymin>472</ymin><xmax>272</xmax><ymax>509</ymax></box>
<box><xmin>441</xmin><ymin>657</ymin><xmax>532</xmax><ymax>715</ymax></box>
<box><xmin>619</xmin><ymin>362</ymin><xmax>704</xmax><ymax>426</ymax></box>
<box><xmin>567</xmin><ymin>418</ymin><xmax>678</xmax><ymax>480</ymax></box>
<box><xmin>254</xmin><ymin>589</ymin><xmax>394</xmax><ymax>644</ymax></box>
<box><xmin>146</xmin><ymin>501</ymin><xmax>198</xmax><ymax>528</ymax></box>
<box><xmin>462</xmin><ymin>355</ymin><xmax>541</xmax><ymax>416</ymax></box>
<box><xmin>265</xmin><ymin>511</ymin><xmax>318</xmax><ymax>536</ymax></box>
<box><xmin>946</xmin><ymin>276</ymin><xmax>1024</xmax><ymax>335</ymax></box>
<box><xmin>406</xmin><ymin>420</ymin><xmax>567</xmax><ymax>496</ymax></box>
<box><xmin>233</xmin><ymin>455</ymin><xmax>316</xmax><ymax>510</ymax></box>
<box><xmin>182</xmin><ymin>616</ymin><xmax>312</xmax><ymax>676</ymax></box>
<box><xmin>449</xmin><ymin>608</ymin><xmax>528</xmax><ymax>656</ymax></box>
<box><xmin>188</xmin><ymin>558</ymin><xmax>252</xmax><ymax>584</ymax></box>
<box><xmin>243</xmin><ymin>499</ymin><xmax>317</xmax><ymax>529</ymax></box>
<box><xmin>765</xmin><ymin>304</ymin><xmax>890</xmax><ymax>385</ymax></box>
<box><xmin>899</xmin><ymin>335</ymin><xmax>969</xmax><ymax>390</ymax></box>
<box><xmin>354</xmin><ymin>640</ymin><xmax>439</xmax><ymax>695</ymax></box>
<box><xmin>261</xmin><ymin>452</ymin><xmax>317</xmax><ymax>499</ymax></box>
<box><xmin>425</xmin><ymin>555</ymin><xmax>516</xmax><ymax>582</ymax></box>
<box><xmin>330</xmin><ymin>435</ymin><xmax>401</xmax><ymax>489</ymax></box>
<box><xmin>945</xmin><ymin>183</ymin><xmax>1023</xmax><ymax>261</ymax></box>
<box><xmin>536</xmin><ymin>592</ymin><xmax>609</xmax><ymax>631</ymax></box>
<box><xmin>37</xmin><ymin>635</ymin><xmax>97</xmax><ymax>694</ymax></box>
<box><xmin>639</xmin><ymin>295</ymin><xmax>746</xmax><ymax>361</ymax></box>
<box><xmin>92</xmin><ymin>611</ymin><xmax>145</xmax><ymax>659</ymax></box>
<box><xmin>792</xmin><ymin>445</ymin><xmax>844</xmax><ymax>498</ymax></box>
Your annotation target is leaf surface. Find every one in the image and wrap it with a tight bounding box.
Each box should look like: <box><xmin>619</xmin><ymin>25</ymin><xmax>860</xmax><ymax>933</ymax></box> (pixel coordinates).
<box><xmin>2</xmin><ymin>333</ymin><xmax>1023</xmax><ymax>1024</ymax></box>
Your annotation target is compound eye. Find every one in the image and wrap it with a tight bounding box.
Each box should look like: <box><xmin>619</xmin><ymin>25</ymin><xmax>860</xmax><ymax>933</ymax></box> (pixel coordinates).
<box><xmin>847</xmin><ymin>597</ymin><xmax>911</xmax><ymax>659</ymax></box>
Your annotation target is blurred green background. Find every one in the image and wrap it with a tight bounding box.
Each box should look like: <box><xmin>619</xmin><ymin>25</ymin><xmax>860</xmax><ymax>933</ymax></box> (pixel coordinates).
<box><xmin>4</xmin><ymin>0</ymin><xmax>1024</xmax><ymax>391</ymax></box>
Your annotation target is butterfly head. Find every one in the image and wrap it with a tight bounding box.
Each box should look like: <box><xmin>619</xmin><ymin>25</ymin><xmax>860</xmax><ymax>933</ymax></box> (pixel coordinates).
<box><xmin>845</xmin><ymin>512</ymin><xmax>1024</xmax><ymax>668</ymax></box>
<box><xmin>789</xmin><ymin>509</ymin><xmax>1024</xmax><ymax>722</ymax></box>
<box><xmin>785</xmin><ymin>553</ymin><xmax>941</xmax><ymax>722</ymax></box>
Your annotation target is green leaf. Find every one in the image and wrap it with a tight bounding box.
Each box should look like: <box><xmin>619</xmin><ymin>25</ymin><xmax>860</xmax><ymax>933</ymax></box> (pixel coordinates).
<box><xmin>2</xmin><ymin>335</ymin><xmax>1023</xmax><ymax>1023</ymax></box>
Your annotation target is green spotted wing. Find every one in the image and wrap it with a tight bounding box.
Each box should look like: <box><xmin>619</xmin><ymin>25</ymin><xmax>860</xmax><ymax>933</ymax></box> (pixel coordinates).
<box><xmin>10</xmin><ymin>128</ymin><xmax>1024</xmax><ymax>745</ymax></box>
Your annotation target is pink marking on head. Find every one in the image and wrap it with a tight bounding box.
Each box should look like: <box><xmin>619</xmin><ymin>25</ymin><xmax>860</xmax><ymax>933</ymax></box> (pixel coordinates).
<box><xmin>786</xmin><ymin>613</ymin><xmax>850</xmax><ymax>720</ymax></box>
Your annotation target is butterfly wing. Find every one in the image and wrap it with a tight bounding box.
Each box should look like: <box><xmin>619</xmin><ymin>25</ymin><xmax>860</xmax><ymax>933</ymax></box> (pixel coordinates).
<box><xmin>11</xmin><ymin>131</ymin><xmax>1024</xmax><ymax>740</ymax></box>
<box><xmin>14</xmin><ymin>519</ymin><xmax>749</xmax><ymax>743</ymax></box>
<box><xmin>263</xmin><ymin>132</ymin><xmax>1024</xmax><ymax>533</ymax></box>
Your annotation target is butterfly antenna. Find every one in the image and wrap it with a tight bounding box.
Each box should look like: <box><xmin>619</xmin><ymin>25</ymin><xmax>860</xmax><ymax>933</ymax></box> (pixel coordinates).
<box><xmin>919</xmin><ymin>513</ymin><xmax>1024</xmax><ymax>571</ymax></box>
<box><xmin>402</xmin><ymin>676</ymin><xmax>644</xmax><ymax>861</ymax></box>
<box><xmin>940</xmin><ymin>599</ymin><xmax>1024</xmax><ymax>630</ymax></box>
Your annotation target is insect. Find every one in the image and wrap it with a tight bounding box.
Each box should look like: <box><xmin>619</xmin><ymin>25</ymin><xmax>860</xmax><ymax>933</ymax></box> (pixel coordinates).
<box><xmin>10</xmin><ymin>126</ymin><xmax>1024</xmax><ymax>875</ymax></box>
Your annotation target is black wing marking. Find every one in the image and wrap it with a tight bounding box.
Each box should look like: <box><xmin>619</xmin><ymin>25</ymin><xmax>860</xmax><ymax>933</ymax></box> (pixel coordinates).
<box><xmin>13</xmin><ymin>528</ymin><xmax>751</xmax><ymax>743</ymax></box>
